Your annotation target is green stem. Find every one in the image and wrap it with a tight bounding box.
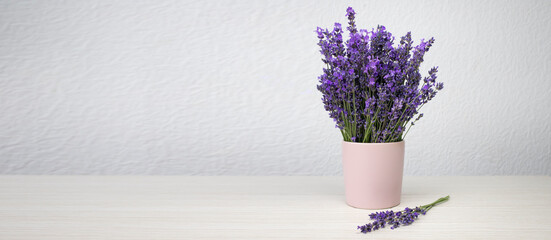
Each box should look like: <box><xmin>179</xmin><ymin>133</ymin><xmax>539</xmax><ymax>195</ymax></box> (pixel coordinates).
<box><xmin>420</xmin><ymin>195</ymin><xmax>450</xmax><ymax>212</ymax></box>
<box><xmin>341</xmin><ymin>97</ymin><xmax>354</xmax><ymax>142</ymax></box>
<box><xmin>340</xmin><ymin>109</ymin><xmax>351</xmax><ymax>141</ymax></box>
<box><xmin>384</xmin><ymin>104</ymin><xmax>410</xmax><ymax>142</ymax></box>
<box><xmin>362</xmin><ymin>107</ymin><xmax>379</xmax><ymax>143</ymax></box>
<box><xmin>345</xmin><ymin>99</ymin><xmax>355</xmax><ymax>140</ymax></box>
<box><xmin>352</xmin><ymin>91</ymin><xmax>358</xmax><ymax>141</ymax></box>
<box><xmin>401</xmin><ymin>116</ymin><xmax>418</xmax><ymax>140</ymax></box>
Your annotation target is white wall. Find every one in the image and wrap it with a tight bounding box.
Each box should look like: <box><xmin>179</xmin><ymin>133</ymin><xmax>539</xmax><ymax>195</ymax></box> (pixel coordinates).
<box><xmin>1</xmin><ymin>0</ymin><xmax>550</xmax><ymax>175</ymax></box>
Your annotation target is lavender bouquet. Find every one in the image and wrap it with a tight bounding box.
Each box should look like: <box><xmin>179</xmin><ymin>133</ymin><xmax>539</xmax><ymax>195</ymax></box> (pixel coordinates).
<box><xmin>316</xmin><ymin>7</ymin><xmax>443</xmax><ymax>143</ymax></box>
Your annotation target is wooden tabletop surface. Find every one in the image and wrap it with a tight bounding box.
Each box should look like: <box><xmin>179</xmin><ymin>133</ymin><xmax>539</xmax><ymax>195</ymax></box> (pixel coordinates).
<box><xmin>1</xmin><ymin>176</ymin><xmax>550</xmax><ymax>239</ymax></box>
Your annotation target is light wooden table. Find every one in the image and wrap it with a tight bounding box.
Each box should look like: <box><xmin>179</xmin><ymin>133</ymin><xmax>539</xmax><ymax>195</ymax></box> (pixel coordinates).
<box><xmin>0</xmin><ymin>176</ymin><xmax>550</xmax><ymax>239</ymax></box>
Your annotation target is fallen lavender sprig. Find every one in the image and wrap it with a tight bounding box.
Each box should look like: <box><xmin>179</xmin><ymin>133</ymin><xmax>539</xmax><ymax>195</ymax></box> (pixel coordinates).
<box><xmin>357</xmin><ymin>195</ymin><xmax>449</xmax><ymax>233</ymax></box>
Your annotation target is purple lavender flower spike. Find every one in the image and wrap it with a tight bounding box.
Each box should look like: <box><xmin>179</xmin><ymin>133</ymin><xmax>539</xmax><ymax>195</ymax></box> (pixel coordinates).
<box><xmin>357</xmin><ymin>196</ymin><xmax>449</xmax><ymax>233</ymax></box>
<box><xmin>316</xmin><ymin>7</ymin><xmax>443</xmax><ymax>143</ymax></box>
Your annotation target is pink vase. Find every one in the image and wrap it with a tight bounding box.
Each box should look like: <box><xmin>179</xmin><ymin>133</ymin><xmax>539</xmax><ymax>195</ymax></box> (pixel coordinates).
<box><xmin>342</xmin><ymin>141</ymin><xmax>405</xmax><ymax>209</ymax></box>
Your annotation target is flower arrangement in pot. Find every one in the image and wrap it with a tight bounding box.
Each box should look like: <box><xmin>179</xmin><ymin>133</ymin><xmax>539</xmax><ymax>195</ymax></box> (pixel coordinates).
<box><xmin>316</xmin><ymin>7</ymin><xmax>443</xmax><ymax>209</ymax></box>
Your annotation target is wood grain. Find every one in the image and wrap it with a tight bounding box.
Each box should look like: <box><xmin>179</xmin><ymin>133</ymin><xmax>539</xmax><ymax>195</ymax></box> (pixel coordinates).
<box><xmin>1</xmin><ymin>176</ymin><xmax>550</xmax><ymax>239</ymax></box>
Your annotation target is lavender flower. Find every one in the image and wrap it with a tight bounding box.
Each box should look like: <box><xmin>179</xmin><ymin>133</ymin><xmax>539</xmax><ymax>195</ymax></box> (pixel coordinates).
<box><xmin>316</xmin><ymin>7</ymin><xmax>444</xmax><ymax>143</ymax></box>
<box><xmin>357</xmin><ymin>196</ymin><xmax>450</xmax><ymax>233</ymax></box>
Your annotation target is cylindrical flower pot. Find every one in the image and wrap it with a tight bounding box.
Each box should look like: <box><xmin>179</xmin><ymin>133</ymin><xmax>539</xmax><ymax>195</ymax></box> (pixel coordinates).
<box><xmin>342</xmin><ymin>141</ymin><xmax>405</xmax><ymax>209</ymax></box>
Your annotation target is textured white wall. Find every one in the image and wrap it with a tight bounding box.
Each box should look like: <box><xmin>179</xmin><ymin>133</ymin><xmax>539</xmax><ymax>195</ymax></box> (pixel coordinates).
<box><xmin>1</xmin><ymin>0</ymin><xmax>550</xmax><ymax>175</ymax></box>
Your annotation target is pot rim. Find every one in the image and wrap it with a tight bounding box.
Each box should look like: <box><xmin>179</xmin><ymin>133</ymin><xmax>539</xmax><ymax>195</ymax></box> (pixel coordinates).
<box><xmin>342</xmin><ymin>140</ymin><xmax>404</xmax><ymax>146</ymax></box>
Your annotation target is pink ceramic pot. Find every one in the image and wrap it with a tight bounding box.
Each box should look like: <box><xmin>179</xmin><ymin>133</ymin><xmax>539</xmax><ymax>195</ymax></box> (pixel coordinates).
<box><xmin>342</xmin><ymin>141</ymin><xmax>405</xmax><ymax>209</ymax></box>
